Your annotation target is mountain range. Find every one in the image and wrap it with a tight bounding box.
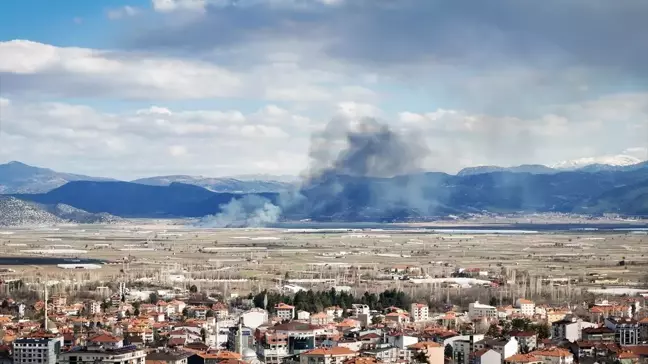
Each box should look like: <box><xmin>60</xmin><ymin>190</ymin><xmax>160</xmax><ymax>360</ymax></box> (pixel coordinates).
<box><xmin>2</xmin><ymin>159</ymin><xmax>648</xmax><ymax>222</ymax></box>
<box><xmin>0</xmin><ymin>161</ymin><xmax>293</xmax><ymax>194</ymax></box>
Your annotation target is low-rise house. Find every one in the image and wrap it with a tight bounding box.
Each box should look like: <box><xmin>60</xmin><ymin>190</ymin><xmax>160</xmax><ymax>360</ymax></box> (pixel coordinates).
<box><xmin>581</xmin><ymin>326</ymin><xmax>615</xmax><ymax>342</ymax></box>
<box><xmin>472</xmin><ymin>348</ymin><xmax>501</xmax><ymax>364</ymax></box>
<box><xmin>529</xmin><ymin>348</ymin><xmax>574</xmax><ymax>364</ymax></box>
<box><xmin>551</xmin><ymin>316</ymin><xmax>597</xmax><ymax>343</ymax></box>
<box><xmin>299</xmin><ymin>347</ymin><xmax>358</xmax><ymax>364</ymax></box>
<box><xmin>275</xmin><ymin>303</ymin><xmax>295</xmax><ymax>321</ymax></box>
<box><xmin>474</xmin><ymin>337</ymin><xmax>518</xmax><ymax>362</ymax></box>
<box><xmin>509</xmin><ymin>331</ymin><xmax>537</xmax><ymax>352</ymax></box>
<box><xmin>408</xmin><ymin>341</ymin><xmax>444</xmax><ymax>364</ymax></box>
<box><xmin>504</xmin><ymin>354</ymin><xmax>542</xmax><ymax>364</ymax></box>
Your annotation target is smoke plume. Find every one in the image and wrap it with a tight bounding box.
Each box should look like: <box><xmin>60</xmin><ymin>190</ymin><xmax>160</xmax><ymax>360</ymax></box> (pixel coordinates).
<box><xmin>203</xmin><ymin>116</ymin><xmax>432</xmax><ymax>227</ymax></box>
<box><xmin>200</xmin><ymin>195</ymin><xmax>282</xmax><ymax>228</ymax></box>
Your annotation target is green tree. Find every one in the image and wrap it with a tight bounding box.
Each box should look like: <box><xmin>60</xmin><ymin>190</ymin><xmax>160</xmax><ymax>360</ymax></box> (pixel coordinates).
<box><xmin>533</xmin><ymin>323</ymin><xmax>550</xmax><ymax>339</ymax></box>
<box><xmin>149</xmin><ymin>292</ymin><xmax>159</xmax><ymax>303</ymax></box>
<box><xmin>444</xmin><ymin>344</ymin><xmax>453</xmax><ymax>359</ymax></box>
<box><xmin>486</xmin><ymin>323</ymin><xmax>500</xmax><ymax>338</ymax></box>
<box><xmin>190</xmin><ymin>285</ymin><xmax>198</xmax><ymax>293</ymax></box>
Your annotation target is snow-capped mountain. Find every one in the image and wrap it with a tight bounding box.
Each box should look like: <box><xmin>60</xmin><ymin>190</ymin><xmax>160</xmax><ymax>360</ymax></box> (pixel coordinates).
<box><xmin>552</xmin><ymin>154</ymin><xmax>644</xmax><ymax>170</ymax></box>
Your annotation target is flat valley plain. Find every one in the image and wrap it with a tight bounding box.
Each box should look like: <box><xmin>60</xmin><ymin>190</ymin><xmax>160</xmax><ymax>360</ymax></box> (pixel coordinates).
<box><xmin>2</xmin><ymin>219</ymin><xmax>648</xmax><ymax>301</ymax></box>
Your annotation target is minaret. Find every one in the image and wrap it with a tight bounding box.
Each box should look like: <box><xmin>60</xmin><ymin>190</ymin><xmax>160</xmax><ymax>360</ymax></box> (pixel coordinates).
<box><xmin>44</xmin><ymin>283</ymin><xmax>48</xmax><ymax>331</ymax></box>
<box><xmin>215</xmin><ymin>318</ymin><xmax>220</xmax><ymax>349</ymax></box>
<box><xmin>237</xmin><ymin>318</ymin><xmax>243</xmax><ymax>354</ymax></box>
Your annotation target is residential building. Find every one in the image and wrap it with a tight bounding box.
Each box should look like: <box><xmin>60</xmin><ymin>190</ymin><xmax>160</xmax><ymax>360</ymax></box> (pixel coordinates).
<box><xmin>299</xmin><ymin>347</ymin><xmax>358</xmax><ymax>364</ymax></box>
<box><xmin>13</xmin><ymin>331</ymin><xmax>63</xmax><ymax>364</ymax></box>
<box><xmin>297</xmin><ymin>311</ymin><xmax>311</xmax><ymax>320</ymax></box>
<box><xmin>58</xmin><ymin>335</ymin><xmax>146</xmax><ymax>364</ymax></box>
<box><xmin>472</xmin><ymin>349</ymin><xmax>501</xmax><ymax>364</ymax></box>
<box><xmin>504</xmin><ymin>354</ymin><xmax>542</xmax><ymax>364</ymax></box>
<box><xmin>510</xmin><ymin>331</ymin><xmax>537</xmax><ymax>352</ymax></box>
<box><xmin>515</xmin><ymin>299</ymin><xmax>535</xmax><ymax>317</ymax></box>
<box><xmin>551</xmin><ymin>316</ymin><xmax>597</xmax><ymax>343</ymax></box>
<box><xmin>310</xmin><ymin>312</ymin><xmax>330</xmax><ymax>326</ymax></box>
<box><xmin>256</xmin><ymin>332</ymin><xmax>289</xmax><ymax>364</ymax></box>
<box><xmin>529</xmin><ymin>348</ymin><xmax>574</xmax><ymax>364</ymax></box>
<box><xmin>352</xmin><ymin>304</ymin><xmax>370</xmax><ymax>317</ymax></box>
<box><xmin>275</xmin><ymin>303</ymin><xmax>295</xmax><ymax>321</ymax></box>
<box><xmin>410</xmin><ymin>303</ymin><xmax>429</xmax><ymax>322</ymax></box>
<box><xmin>192</xmin><ymin>306</ymin><xmax>209</xmax><ymax>320</ymax></box>
<box><xmin>581</xmin><ymin>327</ymin><xmax>615</xmax><ymax>342</ymax></box>
<box><xmin>145</xmin><ymin>350</ymin><xmax>192</xmax><ymax>364</ymax></box>
<box><xmin>408</xmin><ymin>342</ymin><xmax>444</xmax><ymax>364</ymax></box>
<box><xmin>273</xmin><ymin>321</ymin><xmax>323</xmax><ymax>356</ymax></box>
<box><xmin>469</xmin><ymin>301</ymin><xmax>497</xmax><ymax>320</ymax></box>
<box><xmin>85</xmin><ymin>300</ymin><xmax>102</xmax><ymax>315</ymax></box>
<box><xmin>452</xmin><ymin>335</ymin><xmax>485</xmax><ymax>364</ymax></box>
<box><xmin>605</xmin><ymin>317</ymin><xmax>640</xmax><ymax>345</ymax></box>
<box><xmin>474</xmin><ymin>337</ymin><xmax>518</xmax><ymax>361</ymax></box>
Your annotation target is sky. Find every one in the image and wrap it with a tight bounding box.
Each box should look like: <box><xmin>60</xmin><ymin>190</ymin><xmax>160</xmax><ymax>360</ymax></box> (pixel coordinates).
<box><xmin>0</xmin><ymin>0</ymin><xmax>647</xmax><ymax>180</ymax></box>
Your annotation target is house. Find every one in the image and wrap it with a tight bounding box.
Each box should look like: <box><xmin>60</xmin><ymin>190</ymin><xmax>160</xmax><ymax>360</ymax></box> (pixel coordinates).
<box><xmin>474</xmin><ymin>337</ymin><xmax>518</xmax><ymax>362</ymax></box>
<box><xmin>410</xmin><ymin>303</ymin><xmax>429</xmax><ymax>322</ymax></box>
<box><xmin>325</xmin><ymin>306</ymin><xmax>344</xmax><ymax>318</ymax></box>
<box><xmin>472</xmin><ymin>349</ymin><xmax>501</xmax><ymax>364</ymax></box>
<box><xmin>58</xmin><ymin>335</ymin><xmax>147</xmax><ymax>364</ymax></box>
<box><xmin>529</xmin><ymin>348</ymin><xmax>574</xmax><ymax>364</ymax></box>
<box><xmin>408</xmin><ymin>341</ymin><xmax>444</xmax><ymax>364</ymax></box>
<box><xmin>192</xmin><ymin>306</ymin><xmax>209</xmax><ymax>320</ymax></box>
<box><xmin>275</xmin><ymin>303</ymin><xmax>295</xmax><ymax>321</ymax></box>
<box><xmin>352</xmin><ymin>304</ymin><xmax>370</xmax><ymax>317</ymax></box>
<box><xmin>211</xmin><ymin>302</ymin><xmax>229</xmax><ymax>319</ymax></box>
<box><xmin>384</xmin><ymin>312</ymin><xmax>409</xmax><ymax>325</ymax></box>
<box><xmin>256</xmin><ymin>332</ymin><xmax>289</xmax><ymax>364</ymax></box>
<box><xmin>146</xmin><ymin>350</ymin><xmax>192</xmax><ymax>364</ymax></box>
<box><xmin>504</xmin><ymin>354</ymin><xmax>542</xmax><ymax>364</ymax></box>
<box><xmin>297</xmin><ymin>311</ymin><xmax>311</xmax><ymax>320</ymax></box>
<box><xmin>299</xmin><ymin>347</ymin><xmax>358</xmax><ymax>364</ymax></box>
<box><xmin>551</xmin><ymin>316</ymin><xmax>597</xmax><ymax>343</ymax></box>
<box><xmin>515</xmin><ymin>299</ymin><xmax>535</xmax><ymax>317</ymax></box>
<box><xmin>468</xmin><ymin>302</ymin><xmax>497</xmax><ymax>320</ymax></box>
<box><xmin>581</xmin><ymin>327</ymin><xmax>615</xmax><ymax>342</ymax></box>
<box><xmin>605</xmin><ymin>317</ymin><xmax>640</xmax><ymax>345</ymax></box>
<box><xmin>311</xmin><ymin>312</ymin><xmax>331</xmax><ymax>326</ymax></box>
<box><xmin>510</xmin><ymin>331</ymin><xmax>537</xmax><ymax>352</ymax></box>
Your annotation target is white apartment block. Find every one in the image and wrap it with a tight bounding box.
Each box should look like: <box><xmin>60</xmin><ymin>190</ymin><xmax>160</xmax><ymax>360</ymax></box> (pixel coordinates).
<box><xmin>469</xmin><ymin>301</ymin><xmax>497</xmax><ymax>319</ymax></box>
<box><xmin>410</xmin><ymin>303</ymin><xmax>429</xmax><ymax>322</ymax></box>
<box><xmin>515</xmin><ymin>298</ymin><xmax>536</xmax><ymax>317</ymax></box>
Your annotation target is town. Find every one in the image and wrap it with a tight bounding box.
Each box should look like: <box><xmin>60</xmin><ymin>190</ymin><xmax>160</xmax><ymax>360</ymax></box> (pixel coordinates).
<box><xmin>1</xmin><ymin>279</ymin><xmax>648</xmax><ymax>364</ymax></box>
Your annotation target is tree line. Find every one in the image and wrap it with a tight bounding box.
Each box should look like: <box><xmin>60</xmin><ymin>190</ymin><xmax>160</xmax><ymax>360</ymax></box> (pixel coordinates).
<box><xmin>251</xmin><ymin>288</ymin><xmax>413</xmax><ymax>314</ymax></box>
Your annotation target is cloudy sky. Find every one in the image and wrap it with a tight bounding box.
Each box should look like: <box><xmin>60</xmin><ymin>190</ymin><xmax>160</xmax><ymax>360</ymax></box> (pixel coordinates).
<box><xmin>1</xmin><ymin>0</ymin><xmax>647</xmax><ymax>179</ymax></box>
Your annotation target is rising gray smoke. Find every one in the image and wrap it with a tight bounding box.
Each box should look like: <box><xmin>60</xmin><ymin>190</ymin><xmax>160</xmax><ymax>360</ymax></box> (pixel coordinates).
<box><xmin>307</xmin><ymin>117</ymin><xmax>429</xmax><ymax>179</ymax></box>
<box><xmin>199</xmin><ymin>195</ymin><xmax>282</xmax><ymax>228</ymax></box>
<box><xmin>202</xmin><ymin>116</ymin><xmax>433</xmax><ymax>227</ymax></box>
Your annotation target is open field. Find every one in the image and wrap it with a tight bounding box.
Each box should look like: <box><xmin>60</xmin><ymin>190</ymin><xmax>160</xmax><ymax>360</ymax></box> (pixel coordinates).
<box><xmin>2</xmin><ymin>220</ymin><xmax>648</xmax><ymax>302</ymax></box>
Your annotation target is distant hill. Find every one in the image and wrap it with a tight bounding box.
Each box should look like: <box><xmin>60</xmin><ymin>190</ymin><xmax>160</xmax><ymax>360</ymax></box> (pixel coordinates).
<box><xmin>0</xmin><ymin>161</ymin><xmax>114</xmax><ymax>194</ymax></box>
<box><xmin>15</xmin><ymin>181</ymin><xmax>279</xmax><ymax>218</ymax></box>
<box><xmin>0</xmin><ymin>196</ymin><xmax>65</xmax><ymax>227</ymax></box>
<box><xmin>457</xmin><ymin>164</ymin><xmax>557</xmax><ymax>176</ymax></box>
<box><xmin>132</xmin><ymin>175</ymin><xmax>291</xmax><ymax>193</ymax></box>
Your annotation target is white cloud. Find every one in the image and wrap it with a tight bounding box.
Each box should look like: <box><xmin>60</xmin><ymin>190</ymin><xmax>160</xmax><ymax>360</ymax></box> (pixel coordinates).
<box><xmin>0</xmin><ymin>40</ymin><xmax>375</xmax><ymax>104</ymax></box>
<box><xmin>0</xmin><ymin>98</ymin><xmax>313</xmax><ymax>179</ymax></box>
<box><xmin>152</xmin><ymin>0</ymin><xmax>206</xmax><ymax>13</ymax></box>
<box><xmin>107</xmin><ymin>6</ymin><xmax>140</xmax><ymax>19</ymax></box>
